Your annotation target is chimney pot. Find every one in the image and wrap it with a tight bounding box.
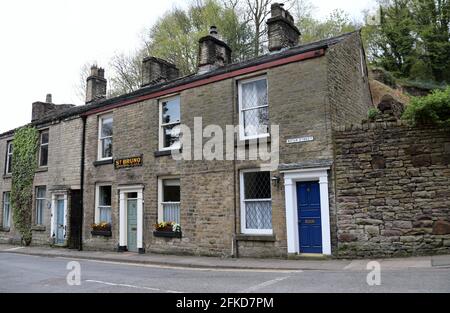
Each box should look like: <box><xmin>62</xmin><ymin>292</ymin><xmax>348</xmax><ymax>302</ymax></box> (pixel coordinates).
<box><xmin>46</xmin><ymin>94</ymin><xmax>52</xmax><ymax>103</ymax></box>
<box><xmin>85</xmin><ymin>65</ymin><xmax>107</xmax><ymax>104</ymax></box>
<box><xmin>209</xmin><ymin>26</ymin><xmax>218</xmax><ymax>37</ymax></box>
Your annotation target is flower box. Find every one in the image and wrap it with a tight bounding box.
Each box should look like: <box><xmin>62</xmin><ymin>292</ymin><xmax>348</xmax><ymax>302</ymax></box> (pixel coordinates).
<box><xmin>91</xmin><ymin>230</ymin><xmax>112</xmax><ymax>237</ymax></box>
<box><xmin>153</xmin><ymin>231</ymin><xmax>182</xmax><ymax>239</ymax></box>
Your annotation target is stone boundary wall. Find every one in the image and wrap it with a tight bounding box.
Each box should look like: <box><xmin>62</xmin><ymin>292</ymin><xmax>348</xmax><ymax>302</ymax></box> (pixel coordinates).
<box><xmin>333</xmin><ymin>116</ymin><xmax>450</xmax><ymax>258</ymax></box>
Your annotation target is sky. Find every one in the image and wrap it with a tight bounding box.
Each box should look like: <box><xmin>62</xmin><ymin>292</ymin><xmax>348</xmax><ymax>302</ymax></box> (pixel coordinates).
<box><xmin>0</xmin><ymin>0</ymin><xmax>377</xmax><ymax>133</ymax></box>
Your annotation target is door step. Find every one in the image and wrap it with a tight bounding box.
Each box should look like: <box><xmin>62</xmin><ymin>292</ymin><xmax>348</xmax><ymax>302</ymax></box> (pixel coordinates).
<box><xmin>288</xmin><ymin>253</ymin><xmax>332</xmax><ymax>260</ymax></box>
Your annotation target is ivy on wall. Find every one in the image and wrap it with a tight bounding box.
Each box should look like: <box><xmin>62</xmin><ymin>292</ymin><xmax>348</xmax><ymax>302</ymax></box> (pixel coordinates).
<box><xmin>11</xmin><ymin>126</ymin><xmax>39</xmax><ymax>246</ymax></box>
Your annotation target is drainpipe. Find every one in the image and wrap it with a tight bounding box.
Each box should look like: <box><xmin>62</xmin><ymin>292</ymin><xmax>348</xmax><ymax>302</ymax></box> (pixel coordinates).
<box><xmin>232</xmin><ymin>79</ymin><xmax>239</xmax><ymax>258</ymax></box>
<box><xmin>79</xmin><ymin>116</ymin><xmax>87</xmax><ymax>251</ymax></box>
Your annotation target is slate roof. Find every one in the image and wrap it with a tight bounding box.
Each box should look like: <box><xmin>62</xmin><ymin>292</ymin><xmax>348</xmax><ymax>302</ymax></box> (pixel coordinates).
<box><xmin>0</xmin><ymin>31</ymin><xmax>356</xmax><ymax>138</ymax></box>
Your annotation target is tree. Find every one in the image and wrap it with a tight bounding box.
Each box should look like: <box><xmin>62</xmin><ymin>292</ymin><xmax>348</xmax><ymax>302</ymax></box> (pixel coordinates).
<box><xmin>410</xmin><ymin>0</ymin><xmax>450</xmax><ymax>82</ymax></box>
<box><xmin>296</xmin><ymin>7</ymin><xmax>359</xmax><ymax>44</ymax></box>
<box><xmin>108</xmin><ymin>50</ymin><xmax>146</xmax><ymax>97</ymax></box>
<box><xmin>363</xmin><ymin>0</ymin><xmax>450</xmax><ymax>83</ymax></box>
<box><xmin>143</xmin><ymin>0</ymin><xmax>253</xmax><ymax>74</ymax></box>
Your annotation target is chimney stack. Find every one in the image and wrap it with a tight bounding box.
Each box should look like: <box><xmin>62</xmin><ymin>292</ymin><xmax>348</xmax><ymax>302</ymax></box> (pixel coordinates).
<box><xmin>197</xmin><ymin>26</ymin><xmax>232</xmax><ymax>74</ymax></box>
<box><xmin>31</xmin><ymin>94</ymin><xmax>75</xmax><ymax>122</ymax></box>
<box><xmin>266</xmin><ymin>3</ymin><xmax>300</xmax><ymax>52</ymax></box>
<box><xmin>85</xmin><ymin>65</ymin><xmax>107</xmax><ymax>104</ymax></box>
<box><xmin>141</xmin><ymin>57</ymin><xmax>180</xmax><ymax>87</ymax></box>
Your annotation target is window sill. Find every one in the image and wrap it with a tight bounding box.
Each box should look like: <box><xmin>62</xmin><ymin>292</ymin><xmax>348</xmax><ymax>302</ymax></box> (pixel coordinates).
<box><xmin>235</xmin><ymin>137</ymin><xmax>271</xmax><ymax>148</ymax></box>
<box><xmin>2</xmin><ymin>174</ymin><xmax>12</xmax><ymax>179</ymax></box>
<box><xmin>0</xmin><ymin>226</ymin><xmax>10</xmax><ymax>232</ymax></box>
<box><xmin>154</xmin><ymin>149</ymin><xmax>181</xmax><ymax>157</ymax></box>
<box><xmin>93</xmin><ymin>159</ymin><xmax>114</xmax><ymax>167</ymax></box>
<box><xmin>31</xmin><ymin>225</ymin><xmax>46</xmax><ymax>232</ymax></box>
<box><xmin>235</xmin><ymin>234</ymin><xmax>276</xmax><ymax>242</ymax></box>
<box><xmin>36</xmin><ymin>167</ymin><xmax>48</xmax><ymax>173</ymax></box>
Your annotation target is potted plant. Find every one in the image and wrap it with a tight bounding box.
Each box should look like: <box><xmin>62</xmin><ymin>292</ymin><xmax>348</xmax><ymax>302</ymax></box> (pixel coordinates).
<box><xmin>91</xmin><ymin>222</ymin><xmax>112</xmax><ymax>237</ymax></box>
<box><xmin>153</xmin><ymin>221</ymin><xmax>182</xmax><ymax>238</ymax></box>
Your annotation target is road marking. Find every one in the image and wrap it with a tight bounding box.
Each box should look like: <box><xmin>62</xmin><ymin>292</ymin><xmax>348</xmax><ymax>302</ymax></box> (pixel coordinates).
<box><xmin>4</xmin><ymin>247</ymin><xmax>25</xmax><ymax>252</ymax></box>
<box><xmin>242</xmin><ymin>276</ymin><xmax>291</xmax><ymax>293</ymax></box>
<box><xmin>85</xmin><ymin>280</ymin><xmax>183</xmax><ymax>293</ymax></box>
<box><xmin>56</xmin><ymin>257</ymin><xmax>302</xmax><ymax>273</ymax></box>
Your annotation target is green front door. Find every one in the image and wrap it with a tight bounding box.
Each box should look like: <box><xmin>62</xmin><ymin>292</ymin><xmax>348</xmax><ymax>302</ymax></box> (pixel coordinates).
<box><xmin>127</xmin><ymin>197</ymin><xmax>138</xmax><ymax>252</ymax></box>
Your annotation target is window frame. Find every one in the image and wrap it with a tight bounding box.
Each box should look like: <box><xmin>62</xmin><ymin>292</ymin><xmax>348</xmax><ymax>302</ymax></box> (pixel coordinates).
<box><xmin>238</xmin><ymin>76</ymin><xmax>270</xmax><ymax>141</ymax></box>
<box><xmin>158</xmin><ymin>95</ymin><xmax>181</xmax><ymax>151</ymax></box>
<box><xmin>38</xmin><ymin>130</ymin><xmax>49</xmax><ymax>167</ymax></box>
<box><xmin>97</xmin><ymin>114</ymin><xmax>113</xmax><ymax>161</ymax></box>
<box><xmin>95</xmin><ymin>184</ymin><xmax>112</xmax><ymax>224</ymax></box>
<box><xmin>2</xmin><ymin>192</ymin><xmax>11</xmax><ymax>229</ymax></box>
<box><xmin>239</xmin><ymin>169</ymin><xmax>273</xmax><ymax>235</ymax></box>
<box><xmin>157</xmin><ymin>177</ymin><xmax>181</xmax><ymax>224</ymax></box>
<box><xmin>35</xmin><ymin>186</ymin><xmax>46</xmax><ymax>225</ymax></box>
<box><xmin>5</xmin><ymin>141</ymin><xmax>13</xmax><ymax>175</ymax></box>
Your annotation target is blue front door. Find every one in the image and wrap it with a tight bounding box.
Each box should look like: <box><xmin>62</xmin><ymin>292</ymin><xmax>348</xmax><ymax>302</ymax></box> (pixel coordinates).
<box><xmin>297</xmin><ymin>182</ymin><xmax>322</xmax><ymax>253</ymax></box>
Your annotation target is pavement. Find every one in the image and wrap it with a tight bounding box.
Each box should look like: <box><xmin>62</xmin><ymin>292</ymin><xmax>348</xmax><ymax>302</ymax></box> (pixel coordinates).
<box><xmin>1</xmin><ymin>244</ymin><xmax>450</xmax><ymax>271</ymax></box>
<box><xmin>1</xmin><ymin>251</ymin><xmax>450</xmax><ymax>293</ymax></box>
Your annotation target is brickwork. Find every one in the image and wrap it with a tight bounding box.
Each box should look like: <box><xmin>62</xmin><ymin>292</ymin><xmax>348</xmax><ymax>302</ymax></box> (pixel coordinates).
<box><xmin>334</xmin><ymin>115</ymin><xmax>450</xmax><ymax>257</ymax></box>
<box><xmin>327</xmin><ymin>32</ymin><xmax>373</xmax><ymax>127</ymax></box>
<box><xmin>82</xmin><ymin>40</ymin><xmax>371</xmax><ymax>257</ymax></box>
<box><xmin>0</xmin><ymin>117</ymin><xmax>83</xmax><ymax>246</ymax></box>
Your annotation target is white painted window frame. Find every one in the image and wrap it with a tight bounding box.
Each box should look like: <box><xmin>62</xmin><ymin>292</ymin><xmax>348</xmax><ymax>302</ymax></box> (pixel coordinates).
<box><xmin>157</xmin><ymin>177</ymin><xmax>181</xmax><ymax>224</ymax></box>
<box><xmin>97</xmin><ymin>114</ymin><xmax>113</xmax><ymax>161</ymax></box>
<box><xmin>238</xmin><ymin>75</ymin><xmax>270</xmax><ymax>141</ymax></box>
<box><xmin>2</xmin><ymin>192</ymin><xmax>11</xmax><ymax>228</ymax></box>
<box><xmin>35</xmin><ymin>186</ymin><xmax>46</xmax><ymax>225</ymax></box>
<box><xmin>5</xmin><ymin>141</ymin><xmax>13</xmax><ymax>174</ymax></box>
<box><xmin>240</xmin><ymin>169</ymin><xmax>273</xmax><ymax>235</ymax></box>
<box><xmin>282</xmin><ymin>167</ymin><xmax>332</xmax><ymax>255</ymax></box>
<box><xmin>38</xmin><ymin>130</ymin><xmax>49</xmax><ymax>167</ymax></box>
<box><xmin>158</xmin><ymin>95</ymin><xmax>181</xmax><ymax>151</ymax></box>
<box><xmin>95</xmin><ymin>184</ymin><xmax>112</xmax><ymax>224</ymax></box>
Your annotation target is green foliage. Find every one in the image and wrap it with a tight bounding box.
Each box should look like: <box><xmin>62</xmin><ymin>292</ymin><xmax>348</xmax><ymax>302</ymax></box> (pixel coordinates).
<box><xmin>144</xmin><ymin>0</ymin><xmax>253</xmax><ymax>75</ymax></box>
<box><xmin>11</xmin><ymin>126</ymin><xmax>39</xmax><ymax>246</ymax></box>
<box><xmin>399</xmin><ymin>78</ymin><xmax>447</xmax><ymax>91</ymax></box>
<box><xmin>368</xmin><ymin>107</ymin><xmax>381</xmax><ymax>120</ymax></box>
<box><xmin>402</xmin><ymin>86</ymin><xmax>450</xmax><ymax>126</ymax></box>
<box><xmin>364</xmin><ymin>0</ymin><xmax>450</xmax><ymax>84</ymax></box>
<box><xmin>297</xmin><ymin>9</ymin><xmax>359</xmax><ymax>44</ymax></box>
<box><xmin>370</xmin><ymin>66</ymin><xmax>397</xmax><ymax>88</ymax></box>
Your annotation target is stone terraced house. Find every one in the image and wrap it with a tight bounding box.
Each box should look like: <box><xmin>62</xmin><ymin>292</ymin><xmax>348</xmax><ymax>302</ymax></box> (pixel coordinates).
<box><xmin>0</xmin><ymin>3</ymin><xmax>373</xmax><ymax>257</ymax></box>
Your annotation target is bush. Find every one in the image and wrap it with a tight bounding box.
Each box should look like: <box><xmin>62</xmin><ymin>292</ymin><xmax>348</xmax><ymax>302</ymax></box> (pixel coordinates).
<box><xmin>368</xmin><ymin>107</ymin><xmax>381</xmax><ymax>121</ymax></box>
<box><xmin>402</xmin><ymin>86</ymin><xmax>450</xmax><ymax>126</ymax></box>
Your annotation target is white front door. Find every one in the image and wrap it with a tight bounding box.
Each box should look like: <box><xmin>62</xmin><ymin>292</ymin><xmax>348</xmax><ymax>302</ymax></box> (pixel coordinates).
<box><xmin>118</xmin><ymin>186</ymin><xmax>144</xmax><ymax>253</ymax></box>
